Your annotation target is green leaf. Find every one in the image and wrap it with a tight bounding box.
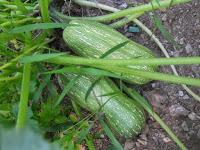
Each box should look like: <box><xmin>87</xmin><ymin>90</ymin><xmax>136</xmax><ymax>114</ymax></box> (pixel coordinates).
<box><xmin>20</xmin><ymin>53</ymin><xmax>65</xmax><ymax>63</ymax></box>
<box><xmin>100</xmin><ymin>41</ymin><xmax>129</xmax><ymax>58</ymax></box>
<box><xmin>55</xmin><ymin>75</ymin><xmax>80</xmax><ymax>106</ymax></box>
<box><xmin>32</xmin><ymin>75</ymin><xmax>51</xmax><ymax>102</ymax></box>
<box><xmin>10</xmin><ymin>23</ymin><xmax>74</xmax><ymax>33</ymax></box>
<box><xmin>85</xmin><ymin>77</ymin><xmax>102</xmax><ymax>101</ymax></box>
<box><xmin>151</xmin><ymin>13</ymin><xmax>180</xmax><ymax>49</ymax></box>
<box><xmin>44</xmin><ymin>66</ymin><xmax>121</xmax><ymax>79</ymax></box>
<box><xmin>76</xmin><ymin>123</ymin><xmax>94</xmax><ymax>143</ymax></box>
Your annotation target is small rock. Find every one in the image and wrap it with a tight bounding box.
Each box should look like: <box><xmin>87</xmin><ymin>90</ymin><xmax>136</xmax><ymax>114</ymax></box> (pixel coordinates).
<box><xmin>135</xmin><ymin>142</ymin><xmax>140</xmax><ymax>147</ymax></box>
<box><xmin>188</xmin><ymin>130</ymin><xmax>195</xmax><ymax>135</ymax></box>
<box><xmin>137</xmin><ymin>139</ymin><xmax>147</xmax><ymax>146</ymax></box>
<box><xmin>179</xmin><ymin>38</ymin><xmax>184</xmax><ymax>45</ymax></box>
<box><xmin>151</xmin><ymin>83</ymin><xmax>156</xmax><ymax>88</ymax></box>
<box><xmin>124</xmin><ymin>139</ymin><xmax>134</xmax><ymax>150</ymax></box>
<box><xmin>169</xmin><ymin>104</ymin><xmax>189</xmax><ymax>117</ymax></box>
<box><xmin>188</xmin><ymin>112</ymin><xmax>198</xmax><ymax>121</ymax></box>
<box><xmin>119</xmin><ymin>3</ymin><xmax>128</xmax><ymax>9</ymax></box>
<box><xmin>181</xmin><ymin>121</ymin><xmax>189</xmax><ymax>132</ymax></box>
<box><xmin>185</xmin><ymin>44</ymin><xmax>193</xmax><ymax>53</ymax></box>
<box><xmin>197</xmin><ymin>129</ymin><xmax>200</xmax><ymax>139</ymax></box>
<box><xmin>163</xmin><ymin>137</ymin><xmax>171</xmax><ymax>143</ymax></box>
<box><xmin>162</xmin><ymin>14</ymin><xmax>167</xmax><ymax>21</ymax></box>
<box><xmin>183</xmin><ymin>95</ymin><xmax>190</xmax><ymax>100</ymax></box>
<box><xmin>144</xmin><ymin>91</ymin><xmax>165</xmax><ymax>113</ymax></box>
<box><xmin>100</xmin><ymin>134</ymin><xmax>105</xmax><ymax>138</ymax></box>
<box><xmin>178</xmin><ymin>90</ymin><xmax>184</xmax><ymax>97</ymax></box>
<box><xmin>140</xmin><ymin>134</ymin><xmax>147</xmax><ymax>141</ymax></box>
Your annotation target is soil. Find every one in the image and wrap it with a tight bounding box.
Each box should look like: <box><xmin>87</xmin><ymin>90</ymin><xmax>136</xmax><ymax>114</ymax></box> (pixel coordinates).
<box><xmin>52</xmin><ymin>0</ymin><xmax>200</xmax><ymax>149</ymax></box>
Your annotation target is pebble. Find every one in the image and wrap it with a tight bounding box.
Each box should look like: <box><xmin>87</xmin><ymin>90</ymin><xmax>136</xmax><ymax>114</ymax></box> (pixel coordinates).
<box><xmin>124</xmin><ymin>139</ymin><xmax>134</xmax><ymax>150</ymax></box>
<box><xmin>181</xmin><ymin>121</ymin><xmax>189</xmax><ymax>132</ymax></box>
<box><xmin>163</xmin><ymin>137</ymin><xmax>171</xmax><ymax>143</ymax></box>
<box><xmin>137</xmin><ymin>139</ymin><xmax>147</xmax><ymax>146</ymax></box>
<box><xmin>188</xmin><ymin>112</ymin><xmax>198</xmax><ymax>121</ymax></box>
<box><xmin>197</xmin><ymin>129</ymin><xmax>200</xmax><ymax>139</ymax></box>
<box><xmin>162</xmin><ymin>14</ymin><xmax>167</xmax><ymax>21</ymax></box>
<box><xmin>119</xmin><ymin>3</ymin><xmax>128</xmax><ymax>9</ymax></box>
<box><xmin>169</xmin><ymin>104</ymin><xmax>189</xmax><ymax>117</ymax></box>
<box><xmin>185</xmin><ymin>43</ymin><xmax>193</xmax><ymax>53</ymax></box>
<box><xmin>100</xmin><ymin>134</ymin><xmax>105</xmax><ymax>138</ymax></box>
<box><xmin>178</xmin><ymin>90</ymin><xmax>184</xmax><ymax>97</ymax></box>
<box><xmin>183</xmin><ymin>95</ymin><xmax>190</xmax><ymax>100</ymax></box>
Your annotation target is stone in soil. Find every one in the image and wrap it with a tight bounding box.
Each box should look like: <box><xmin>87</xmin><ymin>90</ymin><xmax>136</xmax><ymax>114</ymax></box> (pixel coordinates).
<box><xmin>169</xmin><ymin>104</ymin><xmax>189</xmax><ymax>117</ymax></box>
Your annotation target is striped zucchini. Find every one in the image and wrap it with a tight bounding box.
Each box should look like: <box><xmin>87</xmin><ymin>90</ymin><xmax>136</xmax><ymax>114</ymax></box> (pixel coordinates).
<box><xmin>63</xmin><ymin>20</ymin><xmax>157</xmax><ymax>84</ymax></box>
<box><xmin>61</xmin><ymin>74</ymin><xmax>145</xmax><ymax>138</ymax></box>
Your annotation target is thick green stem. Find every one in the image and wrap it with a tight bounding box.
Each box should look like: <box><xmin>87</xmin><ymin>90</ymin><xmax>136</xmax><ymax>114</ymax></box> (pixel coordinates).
<box><xmin>50</xmin><ymin>0</ymin><xmax>191</xmax><ymax>22</ymax></box>
<box><xmin>97</xmin><ymin>65</ymin><xmax>200</xmax><ymax>87</ymax></box>
<box><xmin>47</xmin><ymin>55</ymin><xmax>200</xmax><ymax>66</ymax></box>
<box><xmin>16</xmin><ymin>63</ymin><xmax>31</xmax><ymax>129</ymax></box>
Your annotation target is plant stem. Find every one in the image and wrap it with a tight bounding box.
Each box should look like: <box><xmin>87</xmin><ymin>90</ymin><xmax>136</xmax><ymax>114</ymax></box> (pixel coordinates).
<box><xmin>50</xmin><ymin>0</ymin><xmax>191</xmax><ymax>22</ymax></box>
<box><xmin>39</xmin><ymin>0</ymin><xmax>50</xmax><ymax>22</ymax></box>
<box><xmin>97</xmin><ymin>65</ymin><xmax>200</xmax><ymax>87</ymax></box>
<box><xmin>16</xmin><ymin>63</ymin><xmax>31</xmax><ymax>129</ymax></box>
<box><xmin>47</xmin><ymin>55</ymin><xmax>200</xmax><ymax>66</ymax></box>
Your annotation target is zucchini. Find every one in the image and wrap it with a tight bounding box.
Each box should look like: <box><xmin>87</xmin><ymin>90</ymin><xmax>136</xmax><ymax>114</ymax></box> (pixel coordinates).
<box><xmin>63</xmin><ymin>20</ymin><xmax>156</xmax><ymax>84</ymax></box>
<box><xmin>61</xmin><ymin>74</ymin><xmax>145</xmax><ymax>138</ymax></box>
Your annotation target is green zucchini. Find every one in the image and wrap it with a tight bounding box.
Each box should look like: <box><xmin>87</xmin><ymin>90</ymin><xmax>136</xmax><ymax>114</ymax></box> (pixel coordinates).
<box><xmin>61</xmin><ymin>74</ymin><xmax>145</xmax><ymax>138</ymax></box>
<box><xmin>63</xmin><ymin>20</ymin><xmax>156</xmax><ymax>84</ymax></box>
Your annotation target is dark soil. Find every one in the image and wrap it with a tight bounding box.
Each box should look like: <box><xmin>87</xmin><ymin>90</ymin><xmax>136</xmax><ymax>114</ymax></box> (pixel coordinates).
<box><xmin>52</xmin><ymin>0</ymin><xmax>200</xmax><ymax>149</ymax></box>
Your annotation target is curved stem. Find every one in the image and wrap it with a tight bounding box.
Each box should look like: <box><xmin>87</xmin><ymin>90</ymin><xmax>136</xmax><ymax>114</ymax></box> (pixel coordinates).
<box><xmin>50</xmin><ymin>0</ymin><xmax>191</xmax><ymax>22</ymax></box>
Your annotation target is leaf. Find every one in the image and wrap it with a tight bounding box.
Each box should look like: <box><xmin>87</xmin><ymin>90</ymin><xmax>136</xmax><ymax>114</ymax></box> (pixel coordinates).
<box><xmin>85</xmin><ymin>77</ymin><xmax>102</xmax><ymax>101</ymax></box>
<box><xmin>10</xmin><ymin>23</ymin><xmax>75</xmax><ymax>33</ymax></box>
<box><xmin>76</xmin><ymin>123</ymin><xmax>94</xmax><ymax>143</ymax></box>
<box><xmin>32</xmin><ymin>75</ymin><xmax>51</xmax><ymax>102</ymax></box>
<box><xmin>20</xmin><ymin>53</ymin><xmax>65</xmax><ymax>63</ymax></box>
<box><xmin>151</xmin><ymin>13</ymin><xmax>180</xmax><ymax>49</ymax></box>
<box><xmin>0</xmin><ymin>127</ymin><xmax>60</xmax><ymax>150</ymax></box>
<box><xmin>98</xmin><ymin>116</ymin><xmax>123</xmax><ymax>150</ymax></box>
<box><xmin>43</xmin><ymin>66</ymin><xmax>121</xmax><ymax>79</ymax></box>
<box><xmin>85</xmin><ymin>136</ymin><xmax>96</xmax><ymax>150</ymax></box>
<box><xmin>100</xmin><ymin>41</ymin><xmax>129</xmax><ymax>58</ymax></box>
<box><xmin>55</xmin><ymin>75</ymin><xmax>80</xmax><ymax>106</ymax></box>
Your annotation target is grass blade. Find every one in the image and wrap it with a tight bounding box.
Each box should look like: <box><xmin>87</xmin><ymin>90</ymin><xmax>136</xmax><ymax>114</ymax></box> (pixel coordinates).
<box><xmin>20</xmin><ymin>53</ymin><xmax>65</xmax><ymax>63</ymax></box>
<box><xmin>55</xmin><ymin>75</ymin><xmax>80</xmax><ymax>106</ymax></box>
<box><xmin>98</xmin><ymin>115</ymin><xmax>123</xmax><ymax>150</ymax></box>
<box><xmin>100</xmin><ymin>41</ymin><xmax>129</xmax><ymax>58</ymax></box>
<box><xmin>43</xmin><ymin>66</ymin><xmax>121</xmax><ymax>79</ymax></box>
<box><xmin>85</xmin><ymin>77</ymin><xmax>102</xmax><ymax>101</ymax></box>
<box><xmin>38</xmin><ymin>0</ymin><xmax>50</xmax><ymax>22</ymax></box>
<box><xmin>16</xmin><ymin>63</ymin><xmax>31</xmax><ymax>129</ymax></box>
<box><xmin>10</xmin><ymin>23</ymin><xmax>73</xmax><ymax>33</ymax></box>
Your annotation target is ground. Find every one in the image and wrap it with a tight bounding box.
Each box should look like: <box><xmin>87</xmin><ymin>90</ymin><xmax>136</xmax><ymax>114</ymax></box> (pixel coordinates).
<box><xmin>53</xmin><ymin>0</ymin><xmax>200</xmax><ymax>149</ymax></box>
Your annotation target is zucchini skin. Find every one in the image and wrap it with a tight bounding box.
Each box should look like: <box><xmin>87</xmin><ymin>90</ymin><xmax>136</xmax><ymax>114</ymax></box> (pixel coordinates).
<box><xmin>63</xmin><ymin>20</ymin><xmax>156</xmax><ymax>84</ymax></box>
<box><xmin>61</xmin><ymin>74</ymin><xmax>145</xmax><ymax>138</ymax></box>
